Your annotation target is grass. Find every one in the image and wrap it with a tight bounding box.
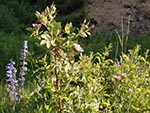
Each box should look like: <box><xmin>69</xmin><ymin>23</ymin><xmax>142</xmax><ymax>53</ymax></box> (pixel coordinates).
<box><xmin>79</xmin><ymin>30</ymin><xmax>150</xmax><ymax>58</ymax></box>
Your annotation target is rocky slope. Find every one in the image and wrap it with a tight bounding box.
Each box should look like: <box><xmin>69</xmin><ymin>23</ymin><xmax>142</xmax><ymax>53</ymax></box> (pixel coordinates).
<box><xmin>87</xmin><ymin>0</ymin><xmax>150</xmax><ymax>34</ymax></box>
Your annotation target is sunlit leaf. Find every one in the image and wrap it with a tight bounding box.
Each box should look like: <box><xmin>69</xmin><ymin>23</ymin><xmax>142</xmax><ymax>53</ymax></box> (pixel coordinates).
<box><xmin>51</xmin><ymin>40</ymin><xmax>56</xmax><ymax>46</ymax></box>
<box><xmin>46</xmin><ymin>40</ymin><xmax>50</xmax><ymax>48</ymax></box>
<box><xmin>41</xmin><ymin>34</ymin><xmax>50</xmax><ymax>40</ymax></box>
<box><xmin>40</xmin><ymin>40</ymin><xmax>47</xmax><ymax>45</ymax></box>
<box><xmin>80</xmin><ymin>32</ymin><xmax>87</xmax><ymax>37</ymax></box>
<box><xmin>65</xmin><ymin>22</ymin><xmax>72</xmax><ymax>34</ymax></box>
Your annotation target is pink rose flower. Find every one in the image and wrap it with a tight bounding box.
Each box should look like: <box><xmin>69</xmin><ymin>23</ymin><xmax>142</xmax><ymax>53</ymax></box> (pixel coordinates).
<box><xmin>90</xmin><ymin>24</ymin><xmax>96</xmax><ymax>29</ymax></box>
<box><xmin>73</xmin><ymin>44</ymin><xmax>84</xmax><ymax>53</ymax></box>
<box><xmin>32</xmin><ymin>23</ymin><xmax>42</xmax><ymax>29</ymax></box>
<box><xmin>114</xmin><ymin>75</ymin><xmax>122</xmax><ymax>80</ymax></box>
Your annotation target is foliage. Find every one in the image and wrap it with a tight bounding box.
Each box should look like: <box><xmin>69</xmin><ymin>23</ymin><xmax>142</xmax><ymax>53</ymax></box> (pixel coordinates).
<box><xmin>0</xmin><ymin>5</ymin><xmax>19</xmax><ymax>33</ymax></box>
<box><xmin>80</xmin><ymin>30</ymin><xmax>150</xmax><ymax>59</ymax></box>
<box><xmin>1</xmin><ymin>3</ymin><xmax>150</xmax><ymax>113</ymax></box>
<box><xmin>109</xmin><ymin>45</ymin><xmax>150</xmax><ymax>112</ymax></box>
<box><xmin>0</xmin><ymin>0</ymin><xmax>86</xmax><ymax>34</ymax></box>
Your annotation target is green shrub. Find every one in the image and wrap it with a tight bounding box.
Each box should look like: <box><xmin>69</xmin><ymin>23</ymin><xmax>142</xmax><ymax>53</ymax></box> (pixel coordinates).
<box><xmin>0</xmin><ymin>5</ymin><xmax>19</xmax><ymax>33</ymax></box>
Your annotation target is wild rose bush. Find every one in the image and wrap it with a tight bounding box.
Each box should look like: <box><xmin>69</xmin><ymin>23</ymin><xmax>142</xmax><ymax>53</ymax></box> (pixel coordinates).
<box><xmin>1</xmin><ymin>4</ymin><xmax>150</xmax><ymax>113</ymax></box>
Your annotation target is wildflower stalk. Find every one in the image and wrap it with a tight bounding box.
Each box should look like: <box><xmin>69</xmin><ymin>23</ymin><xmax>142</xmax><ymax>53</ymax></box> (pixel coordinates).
<box><xmin>115</xmin><ymin>15</ymin><xmax>131</xmax><ymax>58</ymax></box>
<box><xmin>125</xmin><ymin>15</ymin><xmax>131</xmax><ymax>53</ymax></box>
<box><xmin>19</xmin><ymin>41</ymin><xmax>28</xmax><ymax>87</ymax></box>
<box><xmin>6</xmin><ymin>61</ymin><xmax>19</xmax><ymax>103</ymax></box>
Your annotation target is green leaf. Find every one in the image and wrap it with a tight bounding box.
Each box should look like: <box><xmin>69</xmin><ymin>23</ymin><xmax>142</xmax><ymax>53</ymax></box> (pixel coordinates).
<box><xmin>65</xmin><ymin>22</ymin><xmax>72</xmax><ymax>34</ymax></box>
<box><xmin>41</xmin><ymin>34</ymin><xmax>50</xmax><ymax>40</ymax></box>
<box><xmin>51</xmin><ymin>40</ymin><xmax>56</xmax><ymax>46</ymax></box>
<box><xmin>137</xmin><ymin>88</ymin><xmax>142</xmax><ymax>92</ymax></box>
<box><xmin>103</xmin><ymin>94</ymin><xmax>110</xmax><ymax>97</ymax></box>
<box><xmin>40</xmin><ymin>40</ymin><xmax>47</xmax><ymax>45</ymax></box>
<box><xmin>35</xmin><ymin>11</ymin><xmax>41</xmax><ymax>19</ymax></box>
<box><xmin>86</xmin><ymin>31</ymin><xmax>91</xmax><ymax>36</ymax></box>
<box><xmin>44</xmin><ymin>104</ymin><xmax>49</xmax><ymax>110</ymax></box>
<box><xmin>46</xmin><ymin>40</ymin><xmax>50</xmax><ymax>48</ymax></box>
<box><xmin>130</xmin><ymin>64</ymin><xmax>136</xmax><ymax>69</ymax></box>
<box><xmin>144</xmin><ymin>89</ymin><xmax>150</xmax><ymax>94</ymax></box>
<box><xmin>115</xmin><ymin>30</ymin><xmax>123</xmax><ymax>50</ymax></box>
<box><xmin>132</xmin><ymin>106</ymin><xmax>141</xmax><ymax>111</ymax></box>
<box><xmin>80</xmin><ymin>32</ymin><xmax>87</xmax><ymax>37</ymax></box>
<box><xmin>102</xmin><ymin>99</ymin><xmax>110</xmax><ymax>107</ymax></box>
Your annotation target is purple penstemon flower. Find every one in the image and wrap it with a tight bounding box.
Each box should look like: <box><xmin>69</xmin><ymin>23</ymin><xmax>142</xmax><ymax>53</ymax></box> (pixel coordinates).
<box><xmin>40</xmin><ymin>80</ymin><xmax>45</xmax><ymax>87</ymax></box>
<box><xmin>6</xmin><ymin>61</ymin><xmax>19</xmax><ymax>102</ymax></box>
<box><xmin>18</xmin><ymin>41</ymin><xmax>28</xmax><ymax>87</ymax></box>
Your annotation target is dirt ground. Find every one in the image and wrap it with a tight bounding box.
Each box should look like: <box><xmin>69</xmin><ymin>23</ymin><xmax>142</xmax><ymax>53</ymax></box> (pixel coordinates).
<box><xmin>87</xmin><ymin>0</ymin><xmax>150</xmax><ymax>34</ymax></box>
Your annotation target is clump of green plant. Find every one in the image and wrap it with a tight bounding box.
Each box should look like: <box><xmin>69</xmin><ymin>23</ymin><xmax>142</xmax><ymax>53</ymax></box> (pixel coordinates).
<box><xmin>0</xmin><ymin>5</ymin><xmax>19</xmax><ymax>33</ymax></box>
<box><xmin>109</xmin><ymin>45</ymin><xmax>150</xmax><ymax>112</ymax></box>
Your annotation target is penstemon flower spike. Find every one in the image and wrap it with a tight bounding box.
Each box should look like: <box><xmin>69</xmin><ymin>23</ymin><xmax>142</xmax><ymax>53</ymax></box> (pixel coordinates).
<box><xmin>18</xmin><ymin>41</ymin><xmax>28</xmax><ymax>87</ymax></box>
<box><xmin>6</xmin><ymin>40</ymin><xmax>28</xmax><ymax>103</ymax></box>
<box><xmin>6</xmin><ymin>61</ymin><xmax>19</xmax><ymax>102</ymax></box>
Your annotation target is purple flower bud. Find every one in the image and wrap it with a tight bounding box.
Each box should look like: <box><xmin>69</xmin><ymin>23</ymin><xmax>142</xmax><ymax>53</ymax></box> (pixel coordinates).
<box><xmin>16</xmin><ymin>93</ymin><xmax>20</xmax><ymax>100</ymax></box>
<box><xmin>6</xmin><ymin>74</ymin><xmax>12</xmax><ymax>78</ymax></box>
<box><xmin>40</xmin><ymin>80</ymin><xmax>45</xmax><ymax>87</ymax></box>
<box><xmin>19</xmin><ymin>81</ymin><xmax>25</xmax><ymax>87</ymax></box>
<box><xmin>6</xmin><ymin>70</ymin><xmax>12</xmax><ymax>75</ymax></box>
<box><xmin>20</xmin><ymin>72</ymin><xmax>26</xmax><ymax>76</ymax></box>
<box><xmin>12</xmin><ymin>68</ymin><xmax>17</xmax><ymax>73</ymax></box>
<box><xmin>23</xmin><ymin>66</ymin><xmax>28</xmax><ymax>71</ymax></box>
